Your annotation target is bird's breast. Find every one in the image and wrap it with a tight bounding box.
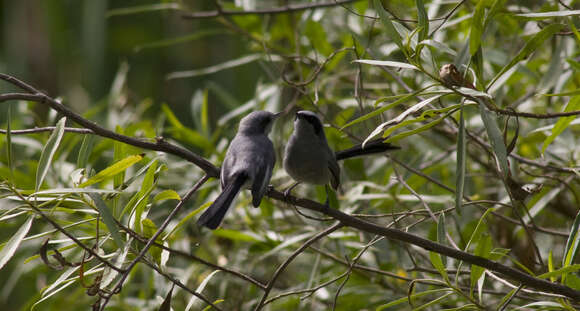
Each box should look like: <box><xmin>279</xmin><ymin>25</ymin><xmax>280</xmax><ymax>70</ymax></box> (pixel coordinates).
<box><xmin>283</xmin><ymin>135</ymin><xmax>331</xmax><ymax>185</ymax></box>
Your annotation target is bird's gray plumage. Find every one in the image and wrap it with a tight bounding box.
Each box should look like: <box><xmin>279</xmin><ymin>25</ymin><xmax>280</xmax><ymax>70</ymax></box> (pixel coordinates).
<box><xmin>283</xmin><ymin>111</ymin><xmax>340</xmax><ymax>190</ymax></box>
<box><xmin>283</xmin><ymin>110</ymin><xmax>399</xmax><ymax>193</ymax></box>
<box><xmin>197</xmin><ymin>110</ymin><xmax>278</xmax><ymax>229</ymax></box>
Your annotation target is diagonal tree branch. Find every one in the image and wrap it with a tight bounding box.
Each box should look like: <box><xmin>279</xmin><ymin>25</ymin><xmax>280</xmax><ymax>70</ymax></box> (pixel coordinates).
<box><xmin>266</xmin><ymin>189</ymin><xmax>580</xmax><ymax>301</ymax></box>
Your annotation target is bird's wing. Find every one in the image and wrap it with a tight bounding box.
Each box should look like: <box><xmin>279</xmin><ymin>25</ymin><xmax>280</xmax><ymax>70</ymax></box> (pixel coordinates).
<box><xmin>251</xmin><ymin>148</ymin><xmax>275</xmax><ymax>207</ymax></box>
<box><xmin>327</xmin><ymin>156</ymin><xmax>340</xmax><ymax>190</ymax></box>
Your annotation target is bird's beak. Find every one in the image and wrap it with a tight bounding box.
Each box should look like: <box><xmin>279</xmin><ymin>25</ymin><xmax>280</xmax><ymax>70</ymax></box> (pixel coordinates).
<box><xmin>273</xmin><ymin>111</ymin><xmax>283</xmax><ymax>119</ymax></box>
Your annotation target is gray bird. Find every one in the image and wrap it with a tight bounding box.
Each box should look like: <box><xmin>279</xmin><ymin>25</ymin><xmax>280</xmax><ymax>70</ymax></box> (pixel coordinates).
<box><xmin>197</xmin><ymin>111</ymin><xmax>280</xmax><ymax>229</ymax></box>
<box><xmin>283</xmin><ymin>110</ymin><xmax>399</xmax><ymax>203</ymax></box>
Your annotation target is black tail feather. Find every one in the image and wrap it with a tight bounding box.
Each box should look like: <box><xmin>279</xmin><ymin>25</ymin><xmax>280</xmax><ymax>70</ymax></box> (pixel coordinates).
<box><xmin>335</xmin><ymin>138</ymin><xmax>399</xmax><ymax>161</ymax></box>
<box><xmin>197</xmin><ymin>174</ymin><xmax>247</xmax><ymax>230</ymax></box>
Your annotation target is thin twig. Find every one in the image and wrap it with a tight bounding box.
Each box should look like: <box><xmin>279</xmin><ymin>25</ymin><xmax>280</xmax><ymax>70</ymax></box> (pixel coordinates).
<box><xmin>266</xmin><ymin>189</ymin><xmax>580</xmax><ymax>301</ymax></box>
<box><xmin>182</xmin><ymin>0</ymin><xmax>361</xmax><ymax>19</ymax></box>
<box><xmin>254</xmin><ymin>222</ymin><xmax>344</xmax><ymax>310</ymax></box>
<box><xmin>0</xmin><ymin>126</ymin><xmax>94</xmax><ymax>135</ymax></box>
<box><xmin>99</xmin><ymin>176</ymin><xmax>209</xmax><ymax>311</ymax></box>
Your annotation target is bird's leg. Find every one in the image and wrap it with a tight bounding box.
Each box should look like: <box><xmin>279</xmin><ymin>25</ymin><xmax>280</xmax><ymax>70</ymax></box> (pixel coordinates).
<box><xmin>284</xmin><ymin>182</ymin><xmax>300</xmax><ymax>200</ymax></box>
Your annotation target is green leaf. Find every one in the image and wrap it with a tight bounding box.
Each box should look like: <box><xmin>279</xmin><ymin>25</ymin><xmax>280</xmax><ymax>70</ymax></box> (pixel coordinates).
<box><xmin>0</xmin><ymin>216</ymin><xmax>33</xmax><ymax>271</ymax></box>
<box><xmin>106</xmin><ymin>3</ymin><xmax>181</xmax><ymax>17</ymax></box>
<box><xmin>185</xmin><ymin>270</ymin><xmax>220</xmax><ymax>311</ymax></box>
<box><xmin>429</xmin><ymin>251</ymin><xmax>449</xmax><ymax>283</ymax></box>
<box><xmin>417</xmin><ymin>39</ymin><xmax>456</xmax><ymax>56</ymax></box>
<box><xmin>161</xmin><ymin>104</ymin><xmax>211</xmax><ymax>150</ymax></box>
<box><xmin>563</xmin><ymin>210</ymin><xmax>580</xmax><ymax>267</ymax></box>
<box><xmin>191</xmin><ymin>89</ymin><xmax>210</xmax><ymax>136</ymax></box>
<box><xmin>542</xmin><ymin>95</ymin><xmax>580</xmax><ymax>153</ymax></box>
<box><xmin>76</xmin><ymin>134</ymin><xmax>94</xmax><ymax>169</ymax></box>
<box><xmin>373</xmin><ymin>0</ymin><xmax>403</xmax><ymax>50</ymax></box>
<box><xmin>113</xmin><ymin>126</ymin><xmax>126</xmax><ymax>190</ymax></box>
<box><xmin>383</xmin><ymin>103</ymin><xmax>463</xmax><ymax>143</ymax></box>
<box><xmin>153</xmin><ymin>190</ymin><xmax>181</xmax><ymax>203</ymax></box>
<box><xmin>415</xmin><ymin>0</ymin><xmax>429</xmax><ymax>41</ymax></box>
<box><xmin>36</xmin><ymin>117</ymin><xmax>66</xmax><ymax>192</ymax></box>
<box><xmin>470</xmin><ymin>234</ymin><xmax>492</xmax><ymax>297</ymax></box>
<box><xmin>437</xmin><ymin>213</ymin><xmax>447</xmax><ymax>265</ymax></box>
<box><xmin>478</xmin><ymin>102</ymin><xmax>509</xmax><ymax>177</ymax></box>
<box><xmin>78</xmin><ymin>153</ymin><xmax>145</xmax><ymax>188</ymax></box>
<box><xmin>469</xmin><ymin>0</ymin><xmax>486</xmax><ymax>55</ymax></box>
<box><xmin>134</xmin><ymin>30</ymin><xmax>224</xmax><ymax>52</ymax></box>
<box><xmin>516</xmin><ymin>10</ymin><xmax>580</xmax><ymax>19</ymax></box>
<box><xmin>341</xmin><ymin>85</ymin><xmax>438</xmax><ymax>130</ymax></box>
<box><xmin>376</xmin><ymin>289</ymin><xmax>451</xmax><ymax>310</ymax></box>
<box><xmin>537</xmin><ymin>264</ymin><xmax>580</xmax><ymax>280</ymax></box>
<box><xmin>142</xmin><ymin>218</ymin><xmax>162</xmax><ymax>264</ymax></box>
<box><xmin>353</xmin><ymin>59</ymin><xmax>419</xmax><ymax>70</ymax></box>
<box><xmin>488</xmin><ymin>24</ymin><xmax>565</xmax><ymax>89</ymax></box>
<box><xmin>88</xmin><ymin>193</ymin><xmax>123</xmax><ymax>247</ymax></box>
<box><xmin>455</xmin><ymin>100</ymin><xmax>466</xmax><ymax>215</ymax></box>
<box><xmin>212</xmin><ymin>229</ymin><xmax>263</xmax><ymax>243</ymax></box>
<box><xmin>132</xmin><ymin>161</ymin><xmax>157</xmax><ymax>233</ymax></box>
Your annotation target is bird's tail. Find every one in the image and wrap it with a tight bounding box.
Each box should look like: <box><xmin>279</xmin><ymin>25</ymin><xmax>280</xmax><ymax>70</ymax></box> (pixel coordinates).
<box><xmin>197</xmin><ymin>173</ymin><xmax>247</xmax><ymax>230</ymax></box>
<box><xmin>335</xmin><ymin>138</ymin><xmax>400</xmax><ymax>161</ymax></box>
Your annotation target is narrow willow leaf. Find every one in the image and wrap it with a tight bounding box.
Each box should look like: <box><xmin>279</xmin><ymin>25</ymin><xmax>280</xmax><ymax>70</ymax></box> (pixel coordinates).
<box><xmin>417</xmin><ymin>39</ymin><xmax>457</xmax><ymax>56</ymax></box>
<box><xmin>88</xmin><ymin>193</ymin><xmax>123</xmax><ymax>247</ymax></box>
<box><xmin>167</xmin><ymin>54</ymin><xmax>278</xmax><ymax>79</ymax></box>
<box><xmin>478</xmin><ymin>102</ymin><xmax>508</xmax><ymax>177</ymax></box>
<box><xmin>113</xmin><ymin>127</ymin><xmax>126</xmax><ymax>190</ymax></box>
<box><xmin>76</xmin><ymin>134</ymin><xmax>94</xmax><ymax>169</ymax></box>
<box><xmin>341</xmin><ymin>85</ymin><xmax>438</xmax><ymax>130</ymax></box>
<box><xmin>537</xmin><ymin>264</ymin><xmax>580</xmax><ymax>280</ymax></box>
<box><xmin>134</xmin><ymin>30</ymin><xmax>223</xmax><ymax>52</ymax></box>
<box><xmin>542</xmin><ymin>95</ymin><xmax>580</xmax><ymax>153</ymax></box>
<box><xmin>384</xmin><ymin>105</ymin><xmax>461</xmax><ymax>143</ymax></box>
<box><xmin>376</xmin><ymin>289</ymin><xmax>451</xmax><ymax>310</ymax></box>
<box><xmin>470</xmin><ymin>234</ymin><xmax>492</xmax><ymax>296</ymax></box>
<box><xmin>456</xmin><ymin>100</ymin><xmax>466</xmax><ymax>215</ymax></box>
<box><xmin>78</xmin><ymin>153</ymin><xmax>144</xmax><ymax>188</ymax></box>
<box><xmin>353</xmin><ymin>59</ymin><xmax>419</xmax><ymax>70</ymax></box>
<box><xmin>373</xmin><ymin>0</ymin><xmax>403</xmax><ymax>50</ymax></box>
<box><xmin>415</xmin><ymin>0</ymin><xmax>428</xmax><ymax>41</ymax></box>
<box><xmin>133</xmin><ymin>161</ymin><xmax>157</xmax><ymax>233</ymax></box>
<box><xmin>383</xmin><ymin>103</ymin><xmax>461</xmax><ymax>138</ymax></box>
<box><xmin>516</xmin><ymin>10</ymin><xmax>580</xmax><ymax>19</ymax></box>
<box><xmin>563</xmin><ymin>210</ymin><xmax>580</xmax><ymax>267</ymax></box>
<box><xmin>0</xmin><ymin>216</ymin><xmax>33</xmax><ymax>270</ymax></box>
<box><xmin>185</xmin><ymin>271</ymin><xmax>220</xmax><ymax>311</ymax></box>
<box><xmin>437</xmin><ymin>213</ymin><xmax>447</xmax><ymax>265</ymax></box>
<box><xmin>106</xmin><ymin>3</ymin><xmax>181</xmax><ymax>17</ymax></box>
<box><xmin>36</xmin><ymin>117</ymin><xmax>67</xmax><ymax>192</ymax></box>
<box><xmin>153</xmin><ymin>190</ymin><xmax>181</xmax><ymax>203</ymax></box>
<box><xmin>465</xmin><ymin>208</ymin><xmax>495</xmax><ymax>251</ymax></box>
<box><xmin>469</xmin><ymin>0</ymin><xmax>486</xmax><ymax>55</ymax></box>
<box><xmin>429</xmin><ymin>251</ymin><xmax>449</xmax><ymax>283</ymax></box>
<box><xmin>548</xmin><ymin>251</ymin><xmax>555</xmax><ymax>282</ymax></box>
<box><xmin>488</xmin><ymin>24</ymin><xmax>565</xmax><ymax>88</ymax></box>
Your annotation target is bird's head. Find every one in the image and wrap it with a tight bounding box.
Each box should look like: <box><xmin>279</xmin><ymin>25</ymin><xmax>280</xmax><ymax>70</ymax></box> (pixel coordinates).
<box><xmin>294</xmin><ymin>110</ymin><xmax>325</xmax><ymax>139</ymax></box>
<box><xmin>238</xmin><ymin>110</ymin><xmax>281</xmax><ymax>135</ymax></box>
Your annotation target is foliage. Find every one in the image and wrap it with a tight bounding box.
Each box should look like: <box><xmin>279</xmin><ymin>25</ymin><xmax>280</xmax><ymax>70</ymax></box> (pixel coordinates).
<box><xmin>0</xmin><ymin>0</ymin><xmax>580</xmax><ymax>310</ymax></box>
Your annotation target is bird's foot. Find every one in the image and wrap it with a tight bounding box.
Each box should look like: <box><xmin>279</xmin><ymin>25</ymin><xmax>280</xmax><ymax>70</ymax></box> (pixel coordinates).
<box><xmin>283</xmin><ymin>182</ymin><xmax>300</xmax><ymax>201</ymax></box>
